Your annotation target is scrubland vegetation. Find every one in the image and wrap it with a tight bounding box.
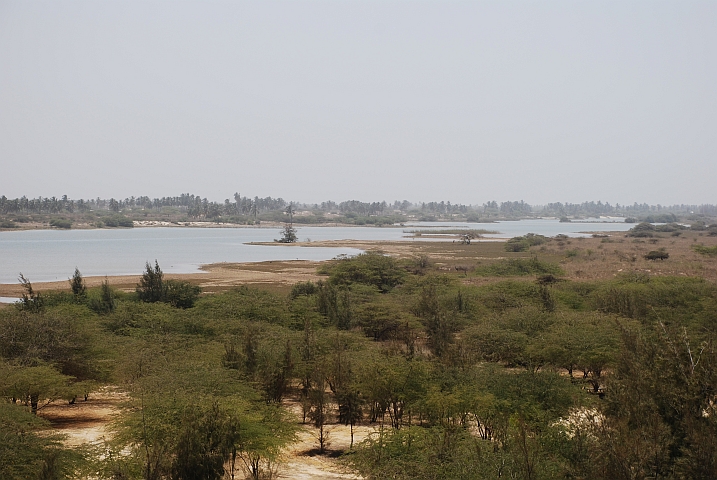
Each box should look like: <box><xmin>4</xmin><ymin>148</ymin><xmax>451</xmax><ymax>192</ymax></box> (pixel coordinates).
<box><xmin>2</xmin><ymin>222</ymin><xmax>717</xmax><ymax>479</ymax></box>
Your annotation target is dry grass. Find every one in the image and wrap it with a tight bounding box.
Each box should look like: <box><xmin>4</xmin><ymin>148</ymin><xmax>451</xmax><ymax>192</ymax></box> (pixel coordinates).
<box><xmin>540</xmin><ymin>231</ymin><xmax>717</xmax><ymax>282</ymax></box>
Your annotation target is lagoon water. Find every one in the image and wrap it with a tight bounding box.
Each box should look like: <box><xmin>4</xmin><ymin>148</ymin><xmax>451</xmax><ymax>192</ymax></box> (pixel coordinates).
<box><xmin>0</xmin><ymin>219</ymin><xmax>633</xmax><ymax>285</ymax></box>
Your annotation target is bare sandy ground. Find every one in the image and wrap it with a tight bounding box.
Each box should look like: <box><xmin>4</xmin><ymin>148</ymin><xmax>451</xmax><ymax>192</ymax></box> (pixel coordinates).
<box><xmin>279</xmin><ymin>397</ymin><xmax>373</xmax><ymax>480</ymax></box>
<box><xmin>0</xmin><ymin>260</ymin><xmax>324</xmax><ymax>297</ymax></box>
<box><xmin>39</xmin><ymin>386</ymin><xmax>128</xmax><ymax>447</ymax></box>
<box><xmin>38</xmin><ymin>385</ymin><xmax>371</xmax><ymax>479</ymax></box>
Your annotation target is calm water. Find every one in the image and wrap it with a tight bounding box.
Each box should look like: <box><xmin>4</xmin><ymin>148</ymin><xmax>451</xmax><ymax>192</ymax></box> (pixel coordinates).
<box><xmin>0</xmin><ymin>219</ymin><xmax>633</xmax><ymax>285</ymax></box>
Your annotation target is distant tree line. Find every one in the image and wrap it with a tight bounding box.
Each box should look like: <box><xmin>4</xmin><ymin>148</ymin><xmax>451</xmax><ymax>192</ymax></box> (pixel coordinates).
<box><xmin>541</xmin><ymin>200</ymin><xmax>717</xmax><ymax>217</ymax></box>
<box><xmin>2</xmin><ymin>193</ymin><xmax>716</xmax><ymax>221</ymax></box>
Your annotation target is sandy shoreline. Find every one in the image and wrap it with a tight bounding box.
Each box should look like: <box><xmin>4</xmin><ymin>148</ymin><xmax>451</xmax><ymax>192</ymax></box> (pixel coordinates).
<box><xmin>0</xmin><ymin>260</ymin><xmax>323</xmax><ymax>298</ymax></box>
<box><xmin>0</xmin><ymin>239</ymin><xmax>425</xmax><ymax>298</ymax></box>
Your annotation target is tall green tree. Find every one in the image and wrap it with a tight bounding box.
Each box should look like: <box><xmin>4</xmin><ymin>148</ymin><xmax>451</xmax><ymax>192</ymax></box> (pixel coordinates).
<box><xmin>68</xmin><ymin>267</ymin><xmax>86</xmax><ymax>299</ymax></box>
<box><xmin>136</xmin><ymin>261</ymin><xmax>164</xmax><ymax>303</ymax></box>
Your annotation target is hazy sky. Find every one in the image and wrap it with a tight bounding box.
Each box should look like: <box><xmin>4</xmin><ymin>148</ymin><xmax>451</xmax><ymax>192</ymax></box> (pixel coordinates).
<box><xmin>1</xmin><ymin>1</ymin><xmax>715</xmax><ymax>206</ymax></box>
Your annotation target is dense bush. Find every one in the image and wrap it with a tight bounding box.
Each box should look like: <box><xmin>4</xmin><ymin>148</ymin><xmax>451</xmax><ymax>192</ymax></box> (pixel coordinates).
<box><xmin>475</xmin><ymin>257</ymin><xmax>563</xmax><ymax>277</ymax></box>
<box><xmin>136</xmin><ymin>261</ymin><xmax>201</xmax><ymax>308</ymax></box>
<box><xmin>103</xmin><ymin>215</ymin><xmax>134</xmax><ymax>227</ymax></box>
<box><xmin>642</xmin><ymin>213</ymin><xmax>678</xmax><ymax>223</ymax></box>
<box><xmin>693</xmin><ymin>244</ymin><xmax>717</xmax><ymax>256</ymax></box>
<box><xmin>319</xmin><ymin>251</ymin><xmax>405</xmax><ymax>292</ymax></box>
<box><xmin>49</xmin><ymin>218</ymin><xmax>72</xmax><ymax>229</ymax></box>
<box><xmin>504</xmin><ymin>233</ymin><xmax>548</xmax><ymax>252</ymax></box>
<box><xmin>654</xmin><ymin>222</ymin><xmax>686</xmax><ymax>233</ymax></box>
<box><xmin>164</xmin><ymin>280</ymin><xmax>202</xmax><ymax>308</ymax></box>
<box><xmin>626</xmin><ymin>222</ymin><xmax>655</xmax><ymax>237</ymax></box>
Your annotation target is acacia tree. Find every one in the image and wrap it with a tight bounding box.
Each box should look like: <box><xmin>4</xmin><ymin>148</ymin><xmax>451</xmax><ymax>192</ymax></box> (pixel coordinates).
<box><xmin>308</xmin><ymin>369</ymin><xmax>331</xmax><ymax>453</ymax></box>
<box><xmin>337</xmin><ymin>390</ymin><xmax>362</xmax><ymax>448</ymax></box>
<box><xmin>0</xmin><ymin>398</ymin><xmax>82</xmax><ymax>479</ymax></box>
<box><xmin>2</xmin><ymin>365</ymin><xmax>73</xmax><ymax>414</ymax></box>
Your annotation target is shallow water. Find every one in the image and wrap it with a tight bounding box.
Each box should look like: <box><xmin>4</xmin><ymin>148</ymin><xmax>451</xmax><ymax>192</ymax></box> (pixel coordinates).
<box><xmin>0</xmin><ymin>219</ymin><xmax>633</xmax><ymax>284</ymax></box>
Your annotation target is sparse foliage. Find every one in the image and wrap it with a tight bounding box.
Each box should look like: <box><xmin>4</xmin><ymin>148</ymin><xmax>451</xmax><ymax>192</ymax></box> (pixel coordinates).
<box><xmin>275</xmin><ymin>224</ymin><xmax>298</xmax><ymax>243</ymax></box>
<box><xmin>17</xmin><ymin>273</ymin><xmax>43</xmax><ymax>313</ymax></box>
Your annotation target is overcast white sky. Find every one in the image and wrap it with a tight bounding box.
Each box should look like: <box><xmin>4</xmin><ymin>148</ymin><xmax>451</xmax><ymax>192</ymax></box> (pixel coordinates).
<box><xmin>0</xmin><ymin>1</ymin><xmax>715</xmax><ymax>206</ymax></box>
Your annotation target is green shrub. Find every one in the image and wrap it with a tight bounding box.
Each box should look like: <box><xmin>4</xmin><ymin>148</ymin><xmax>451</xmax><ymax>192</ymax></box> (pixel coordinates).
<box><xmin>654</xmin><ymin>223</ymin><xmax>686</xmax><ymax>233</ymax></box>
<box><xmin>591</xmin><ymin>284</ymin><xmax>649</xmax><ymax>318</ymax></box>
<box><xmin>289</xmin><ymin>281</ymin><xmax>318</xmax><ymax>299</ymax></box>
<box><xmin>626</xmin><ymin>222</ymin><xmax>655</xmax><ymax>237</ymax></box>
<box><xmin>194</xmin><ymin>286</ymin><xmax>289</xmax><ymax>326</ymax></box>
<box><xmin>136</xmin><ymin>261</ymin><xmax>201</xmax><ymax>308</ymax></box>
<box><xmin>103</xmin><ymin>216</ymin><xmax>133</xmax><ymax>228</ymax></box>
<box><xmin>590</xmin><ymin>276</ymin><xmax>713</xmax><ymax>319</ymax></box>
<box><xmin>475</xmin><ymin>280</ymin><xmax>545</xmax><ymax>312</ymax></box>
<box><xmin>504</xmin><ymin>233</ymin><xmax>548</xmax><ymax>252</ymax></box>
<box><xmin>504</xmin><ymin>239</ymin><xmax>529</xmax><ymax>252</ymax></box>
<box><xmin>88</xmin><ymin>279</ymin><xmax>116</xmax><ymax>314</ymax></box>
<box><xmin>693</xmin><ymin>244</ymin><xmax>717</xmax><ymax>256</ymax></box>
<box><xmin>642</xmin><ymin>213</ymin><xmax>678</xmax><ymax>223</ymax></box>
<box><xmin>475</xmin><ymin>257</ymin><xmax>563</xmax><ymax>277</ymax></box>
<box><xmin>164</xmin><ymin>280</ymin><xmax>201</xmax><ymax>308</ymax></box>
<box><xmin>319</xmin><ymin>251</ymin><xmax>404</xmax><ymax>292</ymax></box>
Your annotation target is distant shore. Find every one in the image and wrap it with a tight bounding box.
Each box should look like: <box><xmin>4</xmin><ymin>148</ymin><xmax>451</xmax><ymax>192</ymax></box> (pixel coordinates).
<box><xmin>0</xmin><ymin>216</ymin><xmax>632</xmax><ymax>233</ymax></box>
